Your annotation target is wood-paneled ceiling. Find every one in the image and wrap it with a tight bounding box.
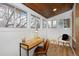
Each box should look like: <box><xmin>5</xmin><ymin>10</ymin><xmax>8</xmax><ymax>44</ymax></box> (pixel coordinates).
<box><xmin>23</xmin><ymin>3</ymin><xmax>73</xmax><ymax>18</ymax></box>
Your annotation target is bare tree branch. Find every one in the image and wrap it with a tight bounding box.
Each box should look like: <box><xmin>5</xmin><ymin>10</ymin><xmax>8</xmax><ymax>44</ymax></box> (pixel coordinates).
<box><xmin>5</xmin><ymin>10</ymin><xmax>14</xmax><ymax>27</ymax></box>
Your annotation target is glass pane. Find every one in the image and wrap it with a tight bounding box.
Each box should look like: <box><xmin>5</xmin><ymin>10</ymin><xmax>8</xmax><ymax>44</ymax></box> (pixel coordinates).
<box><xmin>52</xmin><ymin>20</ymin><xmax>57</xmax><ymax>28</ymax></box>
<box><xmin>64</xmin><ymin>19</ymin><xmax>70</xmax><ymax>28</ymax></box>
<box><xmin>30</xmin><ymin>14</ymin><xmax>36</xmax><ymax>29</ymax></box>
<box><xmin>36</xmin><ymin>18</ymin><xmax>40</xmax><ymax>29</ymax></box>
<box><xmin>0</xmin><ymin>4</ymin><xmax>8</xmax><ymax>27</ymax></box>
<box><xmin>17</xmin><ymin>11</ymin><xmax>27</xmax><ymax>28</ymax></box>
<box><xmin>14</xmin><ymin>8</ymin><xmax>21</xmax><ymax>27</ymax></box>
<box><xmin>8</xmin><ymin>6</ymin><xmax>14</xmax><ymax>18</ymax></box>
<box><xmin>5</xmin><ymin>6</ymin><xmax>14</xmax><ymax>27</ymax></box>
<box><xmin>58</xmin><ymin>19</ymin><xmax>64</xmax><ymax>28</ymax></box>
<box><xmin>42</xmin><ymin>19</ymin><xmax>47</xmax><ymax>28</ymax></box>
<box><xmin>48</xmin><ymin>20</ymin><xmax>52</xmax><ymax>28</ymax></box>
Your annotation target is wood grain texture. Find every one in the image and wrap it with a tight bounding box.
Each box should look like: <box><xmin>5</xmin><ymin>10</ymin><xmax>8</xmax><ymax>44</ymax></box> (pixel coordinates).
<box><xmin>47</xmin><ymin>43</ymin><xmax>74</xmax><ymax>56</ymax></box>
<box><xmin>76</xmin><ymin>4</ymin><xmax>79</xmax><ymax>17</ymax></box>
<box><xmin>21</xmin><ymin>38</ymin><xmax>43</xmax><ymax>50</ymax></box>
<box><xmin>23</xmin><ymin>3</ymin><xmax>73</xmax><ymax>18</ymax></box>
<box><xmin>34</xmin><ymin>43</ymin><xmax>74</xmax><ymax>56</ymax></box>
<box><xmin>75</xmin><ymin>3</ymin><xmax>79</xmax><ymax>55</ymax></box>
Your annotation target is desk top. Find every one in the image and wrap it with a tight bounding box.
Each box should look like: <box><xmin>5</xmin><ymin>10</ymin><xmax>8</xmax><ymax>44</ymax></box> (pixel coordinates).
<box><xmin>20</xmin><ymin>38</ymin><xmax>43</xmax><ymax>50</ymax></box>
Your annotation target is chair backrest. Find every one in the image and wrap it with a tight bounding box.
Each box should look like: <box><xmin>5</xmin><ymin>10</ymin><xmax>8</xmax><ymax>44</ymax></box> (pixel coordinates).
<box><xmin>62</xmin><ymin>34</ymin><xmax>69</xmax><ymax>41</ymax></box>
<box><xmin>44</xmin><ymin>40</ymin><xmax>49</xmax><ymax>52</ymax></box>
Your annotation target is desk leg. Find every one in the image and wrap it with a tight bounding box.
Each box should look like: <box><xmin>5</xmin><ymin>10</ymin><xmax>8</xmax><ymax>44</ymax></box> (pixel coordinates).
<box><xmin>27</xmin><ymin>49</ymin><xmax>29</xmax><ymax>56</ymax></box>
<box><xmin>20</xmin><ymin>43</ymin><xmax>21</xmax><ymax>56</ymax></box>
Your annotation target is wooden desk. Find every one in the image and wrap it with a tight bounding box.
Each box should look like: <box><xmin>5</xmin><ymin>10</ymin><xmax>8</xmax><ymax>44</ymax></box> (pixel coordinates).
<box><xmin>20</xmin><ymin>38</ymin><xmax>43</xmax><ymax>56</ymax></box>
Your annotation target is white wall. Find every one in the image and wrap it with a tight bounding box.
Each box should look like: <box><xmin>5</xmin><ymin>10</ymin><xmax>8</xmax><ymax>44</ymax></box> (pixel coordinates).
<box><xmin>0</xmin><ymin>28</ymin><xmax>34</xmax><ymax>56</ymax></box>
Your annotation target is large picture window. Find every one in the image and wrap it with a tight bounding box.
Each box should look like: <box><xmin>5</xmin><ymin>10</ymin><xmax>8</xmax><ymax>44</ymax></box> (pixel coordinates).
<box><xmin>0</xmin><ymin>4</ymin><xmax>28</xmax><ymax>28</ymax></box>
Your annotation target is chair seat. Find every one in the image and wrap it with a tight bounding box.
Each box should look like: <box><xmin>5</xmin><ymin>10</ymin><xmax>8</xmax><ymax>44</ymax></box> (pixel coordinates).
<box><xmin>34</xmin><ymin>46</ymin><xmax>46</xmax><ymax>54</ymax></box>
<box><xmin>34</xmin><ymin>40</ymin><xmax>49</xmax><ymax>56</ymax></box>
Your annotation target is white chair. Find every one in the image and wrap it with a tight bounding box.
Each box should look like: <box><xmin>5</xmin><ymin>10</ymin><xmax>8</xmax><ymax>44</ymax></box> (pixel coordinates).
<box><xmin>58</xmin><ymin>34</ymin><xmax>71</xmax><ymax>47</ymax></box>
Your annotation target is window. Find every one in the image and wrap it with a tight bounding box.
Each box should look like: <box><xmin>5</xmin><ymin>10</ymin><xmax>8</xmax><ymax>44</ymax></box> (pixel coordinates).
<box><xmin>5</xmin><ymin>6</ymin><xmax>15</xmax><ymax>27</ymax></box>
<box><xmin>48</xmin><ymin>20</ymin><xmax>57</xmax><ymax>28</ymax></box>
<box><xmin>64</xmin><ymin>19</ymin><xmax>70</xmax><ymax>28</ymax></box>
<box><xmin>58</xmin><ymin>19</ymin><xmax>64</xmax><ymax>28</ymax></box>
<box><xmin>36</xmin><ymin>18</ymin><xmax>40</xmax><ymax>29</ymax></box>
<box><xmin>0</xmin><ymin>4</ymin><xmax>28</xmax><ymax>28</ymax></box>
<box><xmin>52</xmin><ymin>20</ymin><xmax>57</xmax><ymax>28</ymax></box>
<box><xmin>14</xmin><ymin>8</ymin><xmax>21</xmax><ymax>27</ymax></box>
<box><xmin>48</xmin><ymin>20</ymin><xmax>52</xmax><ymax>28</ymax></box>
<box><xmin>0</xmin><ymin>4</ymin><xmax>9</xmax><ymax>27</ymax></box>
<box><xmin>42</xmin><ymin>19</ymin><xmax>47</xmax><ymax>28</ymax></box>
<box><xmin>30</xmin><ymin>14</ymin><xmax>36</xmax><ymax>29</ymax></box>
<box><xmin>16</xmin><ymin>11</ymin><xmax>27</xmax><ymax>28</ymax></box>
<box><xmin>30</xmin><ymin>14</ymin><xmax>40</xmax><ymax>29</ymax></box>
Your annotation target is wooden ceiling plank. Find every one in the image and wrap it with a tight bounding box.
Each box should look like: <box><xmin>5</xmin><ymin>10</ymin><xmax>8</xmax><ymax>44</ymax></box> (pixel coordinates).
<box><xmin>23</xmin><ymin>3</ymin><xmax>73</xmax><ymax>18</ymax></box>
